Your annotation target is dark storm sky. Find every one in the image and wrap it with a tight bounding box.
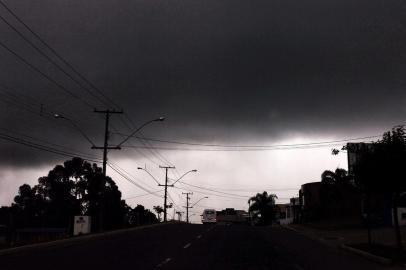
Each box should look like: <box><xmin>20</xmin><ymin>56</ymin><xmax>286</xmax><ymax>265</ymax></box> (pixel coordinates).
<box><xmin>0</xmin><ymin>0</ymin><xmax>406</xmax><ymax>168</ymax></box>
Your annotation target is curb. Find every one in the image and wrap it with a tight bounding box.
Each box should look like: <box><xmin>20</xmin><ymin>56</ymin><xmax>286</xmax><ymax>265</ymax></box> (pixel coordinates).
<box><xmin>280</xmin><ymin>225</ymin><xmax>334</xmax><ymax>247</ymax></box>
<box><xmin>281</xmin><ymin>225</ymin><xmax>394</xmax><ymax>265</ymax></box>
<box><xmin>0</xmin><ymin>222</ymin><xmax>169</xmax><ymax>256</ymax></box>
<box><xmin>340</xmin><ymin>244</ymin><xmax>392</xmax><ymax>265</ymax></box>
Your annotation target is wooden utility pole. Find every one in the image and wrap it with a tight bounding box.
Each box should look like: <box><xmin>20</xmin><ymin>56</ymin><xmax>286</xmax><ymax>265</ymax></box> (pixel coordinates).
<box><xmin>159</xmin><ymin>166</ymin><xmax>175</xmax><ymax>222</ymax></box>
<box><xmin>182</xmin><ymin>192</ymin><xmax>193</xmax><ymax>223</ymax></box>
<box><xmin>92</xmin><ymin>109</ymin><xmax>123</xmax><ymax>176</ymax></box>
<box><xmin>92</xmin><ymin>109</ymin><xmax>122</xmax><ymax>231</ymax></box>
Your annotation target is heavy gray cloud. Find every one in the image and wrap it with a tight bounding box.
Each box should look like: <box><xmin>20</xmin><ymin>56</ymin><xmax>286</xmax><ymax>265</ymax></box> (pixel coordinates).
<box><xmin>0</xmin><ymin>0</ymin><xmax>406</xmax><ymax>168</ymax></box>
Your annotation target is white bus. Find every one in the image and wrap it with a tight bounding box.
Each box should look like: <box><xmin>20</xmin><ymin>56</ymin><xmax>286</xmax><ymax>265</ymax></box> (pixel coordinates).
<box><xmin>201</xmin><ymin>209</ymin><xmax>217</xmax><ymax>224</ymax></box>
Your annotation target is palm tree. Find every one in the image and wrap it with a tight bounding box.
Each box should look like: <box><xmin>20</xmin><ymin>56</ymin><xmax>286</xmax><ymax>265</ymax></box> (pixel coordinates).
<box><xmin>248</xmin><ymin>191</ymin><xmax>277</xmax><ymax>225</ymax></box>
<box><xmin>153</xmin><ymin>205</ymin><xmax>164</xmax><ymax>222</ymax></box>
<box><xmin>320</xmin><ymin>168</ymin><xmax>358</xmax><ymax>217</ymax></box>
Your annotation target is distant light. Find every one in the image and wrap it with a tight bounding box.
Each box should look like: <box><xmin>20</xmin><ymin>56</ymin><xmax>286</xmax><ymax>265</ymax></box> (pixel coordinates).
<box><xmin>155</xmin><ymin>117</ymin><xmax>165</xmax><ymax>122</ymax></box>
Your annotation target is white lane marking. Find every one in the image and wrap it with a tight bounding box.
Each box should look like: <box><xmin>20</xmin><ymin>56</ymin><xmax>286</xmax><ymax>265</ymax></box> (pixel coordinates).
<box><xmin>292</xmin><ymin>264</ymin><xmax>304</xmax><ymax>270</ymax></box>
<box><xmin>183</xmin><ymin>243</ymin><xmax>192</xmax><ymax>249</ymax></box>
<box><xmin>197</xmin><ymin>235</ymin><xmax>202</xmax><ymax>239</ymax></box>
<box><xmin>156</xmin><ymin>257</ymin><xmax>172</xmax><ymax>268</ymax></box>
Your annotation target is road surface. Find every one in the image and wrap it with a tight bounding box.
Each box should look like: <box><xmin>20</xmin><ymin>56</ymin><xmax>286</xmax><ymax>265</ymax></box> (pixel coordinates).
<box><xmin>0</xmin><ymin>223</ymin><xmax>394</xmax><ymax>269</ymax></box>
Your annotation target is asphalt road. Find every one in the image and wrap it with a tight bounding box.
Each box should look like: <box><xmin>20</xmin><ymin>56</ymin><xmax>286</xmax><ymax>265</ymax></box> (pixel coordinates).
<box><xmin>0</xmin><ymin>223</ymin><xmax>394</xmax><ymax>270</ymax></box>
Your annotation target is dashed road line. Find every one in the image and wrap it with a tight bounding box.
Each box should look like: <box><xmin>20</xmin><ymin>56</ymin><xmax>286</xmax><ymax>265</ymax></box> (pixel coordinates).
<box><xmin>156</xmin><ymin>257</ymin><xmax>172</xmax><ymax>268</ymax></box>
<box><xmin>183</xmin><ymin>243</ymin><xmax>192</xmax><ymax>249</ymax></box>
<box><xmin>291</xmin><ymin>264</ymin><xmax>304</xmax><ymax>270</ymax></box>
<box><xmin>197</xmin><ymin>235</ymin><xmax>202</xmax><ymax>239</ymax></box>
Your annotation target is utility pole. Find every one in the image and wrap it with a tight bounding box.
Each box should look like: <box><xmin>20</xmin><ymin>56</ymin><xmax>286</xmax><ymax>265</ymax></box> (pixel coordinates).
<box><xmin>92</xmin><ymin>109</ymin><xmax>123</xmax><ymax>231</ymax></box>
<box><xmin>182</xmin><ymin>192</ymin><xmax>193</xmax><ymax>223</ymax></box>
<box><xmin>92</xmin><ymin>109</ymin><xmax>123</xmax><ymax>176</ymax></box>
<box><xmin>159</xmin><ymin>166</ymin><xmax>175</xmax><ymax>222</ymax></box>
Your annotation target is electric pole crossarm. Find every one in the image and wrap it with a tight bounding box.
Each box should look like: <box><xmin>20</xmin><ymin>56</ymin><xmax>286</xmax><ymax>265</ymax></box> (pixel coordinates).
<box><xmin>94</xmin><ymin>109</ymin><xmax>124</xmax><ymax>114</ymax></box>
<box><xmin>91</xmin><ymin>146</ymin><xmax>121</xmax><ymax>150</ymax></box>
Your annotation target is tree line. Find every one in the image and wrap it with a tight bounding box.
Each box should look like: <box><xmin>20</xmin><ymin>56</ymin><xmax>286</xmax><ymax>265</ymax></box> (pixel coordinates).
<box><xmin>0</xmin><ymin>157</ymin><xmax>158</xmax><ymax>233</ymax></box>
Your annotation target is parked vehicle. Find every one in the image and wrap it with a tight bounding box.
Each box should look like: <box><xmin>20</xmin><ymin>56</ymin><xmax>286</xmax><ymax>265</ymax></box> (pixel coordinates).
<box><xmin>202</xmin><ymin>209</ymin><xmax>217</xmax><ymax>224</ymax></box>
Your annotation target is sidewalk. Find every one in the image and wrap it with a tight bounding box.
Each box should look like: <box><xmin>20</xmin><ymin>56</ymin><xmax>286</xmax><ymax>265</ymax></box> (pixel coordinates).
<box><xmin>283</xmin><ymin>223</ymin><xmax>406</xmax><ymax>266</ymax></box>
<box><xmin>284</xmin><ymin>223</ymin><xmax>406</xmax><ymax>247</ymax></box>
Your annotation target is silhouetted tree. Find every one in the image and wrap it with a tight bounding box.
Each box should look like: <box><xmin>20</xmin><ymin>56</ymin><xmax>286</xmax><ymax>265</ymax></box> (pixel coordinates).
<box><xmin>12</xmin><ymin>184</ymin><xmax>46</xmax><ymax>227</ymax></box>
<box><xmin>153</xmin><ymin>205</ymin><xmax>164</xmax><ymax>222</ymax></box>
<box><xmin>128</xmin><ymin>205</ymin><xmax>158</xmax><ymax>226</ymax></box>
<box><xmin>354</xmin><ymin>126</ymin><xmax>406</xmax><ymax>251</ymax></box>
<box><xmin>12</xmin><ymin>158</ymin><xmax>130</xmax><ymax>231</ymax></box>
<box><xmin>248</xmin><ymin>191</ymin><xmax>277</xmax><ymax>225</ymax></box>
<box><xmin>320</xmin><ymin>168</ymin><xmax>359</xmax><ymax>218</ymax></box>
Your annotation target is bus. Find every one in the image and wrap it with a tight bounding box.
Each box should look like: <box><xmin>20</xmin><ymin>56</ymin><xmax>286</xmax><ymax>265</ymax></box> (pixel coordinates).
<box><xmin>201</xmin><ymin>209</ymin><xmax>217</xmax><ymax>224</ymax></box>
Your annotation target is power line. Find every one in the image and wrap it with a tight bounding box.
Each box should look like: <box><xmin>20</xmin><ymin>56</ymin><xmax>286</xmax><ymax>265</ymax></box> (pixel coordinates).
<box><xmin>0</xmin><ymin>132</ymin><xmax>102</xmax><ymax>163</ymax></box>
<box><xmin>107</xmin><ymin>163</ymin><xmax>161</xmax><ymax>197</ymax></box>
<box><xmin>0</xmin><ymin>83</ymin><xmax>98</xmax><ymax>125</ymax></box>
<box><xmin>119</xmin><ymin>142</ymin><xmax>364</xmax><ymax>152</ymax></box>
<box><xmin>0</xmin><ymin>127</ymin><xmax>100</xmax><ymax>160</ymax></box>
<box><xmin>124</xmin><ymin>190</ymin><xmax>163</xmax><ymax>200</ymax></box>
<box><xmin>0</xmin><ymin>13</ymin><xmax>110</xmax><ymax>109</ymax></box>
<box><xmin>0</xmin><ymin>40</ymin><xmax>95</xmax><ymax>108</ymax></box>
<box><xmin>109</xmin><ymin>161</ymin><xmax>157</xmax><ymax>191</ymax></box>
<box><xmin>173</xmin><ymin>186</ymin><xmax>249</xmax><ymax>201</ymax></box>
<box><xmin>0</xmin><ymin>0</ymin><xmax>119</xmax><ymax>109</ymax></box>
<box><xmin>113</xmin><ymin>134</ymin><xmax>380</xmax><ymax>148</ymax></box>
<box><xmin>1</xmin><ymin>0</ymin><xmax>174</xmax><ymax>169</ymax></box>
<box><xmin>178</xmin><ymin>181</ymin><xmax>250</xmax><ymax>198</ymax></box>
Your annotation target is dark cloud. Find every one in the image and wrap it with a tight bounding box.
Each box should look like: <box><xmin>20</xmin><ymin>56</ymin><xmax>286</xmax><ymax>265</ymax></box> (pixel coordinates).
<box><xmin>1</xmin><ymin>0</ymin><xmax>406</xmax><ymax>166</ymax></box>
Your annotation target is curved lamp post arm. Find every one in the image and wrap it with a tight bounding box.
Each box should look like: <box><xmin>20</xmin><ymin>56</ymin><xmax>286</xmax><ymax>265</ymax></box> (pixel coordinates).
<box><xmin>116</xmin><ymin>117</ymin><xmax>165</xmax><ymax>147</ymax></box>
<box><xmin>137</xmin><ymin>167</ymin><xmax>161</xmax><ymax>185</ymax></box>
<box><xmin>191</xmin><ymin>196</ymin><xmax>208</xmax><ymax>207</ymax></box>
<box><xmin>54</xmin><ymin>114</ymin><xmax>96</xmax><ymax>146</ymax></box>
<box><xmin>172</xmin><ymin>169</ymin><xmax>197</xmax><ymax>185</ymax></box>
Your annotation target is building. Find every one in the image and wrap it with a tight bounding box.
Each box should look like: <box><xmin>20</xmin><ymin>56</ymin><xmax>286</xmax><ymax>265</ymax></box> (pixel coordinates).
<box><xmin>347</xmin><ymin>142</ymin><xmax>406</xmax><ymax>227</ymax></box>
<box><xmin>299</xmin><ymin>182</ymin><xmax>322</xmax><ymax>222</ymax></box>
<box><xmin>216</xmin><ymin>208</ymin><xmax>249</xmax><ymax>224</ymax></box>
<box><xmin>276</xmin><ymin>197</ymin><xmax>300</xmax><ymax>225</ymax></box>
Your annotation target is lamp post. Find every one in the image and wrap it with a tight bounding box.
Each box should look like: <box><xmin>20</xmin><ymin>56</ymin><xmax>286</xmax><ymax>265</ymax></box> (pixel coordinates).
<box><xmin>191</xmin><ymin>196</ymin><xmax>209</xmax><ymax>208</ymax></box>
<box><xmin>53</xmin><ymin>114</ymin><xmax>95</xmax><ymax>147</ymax></box>
<box><xmin>171</xmin><ymin>170</ymin><xmax>198</xmax><ymax>185</ymax></box>
<box><xmin>116</xmin><ymin>117</ymin><xmax>165</xmax><ymax>148</ymax></box>
<box><xmin>138</xmin><ymin>167</ymin><xmax>197</xmax><ymax>222</ymax></box>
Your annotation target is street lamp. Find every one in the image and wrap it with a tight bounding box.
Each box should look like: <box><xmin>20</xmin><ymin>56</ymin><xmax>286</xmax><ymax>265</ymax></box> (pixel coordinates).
<box><xmin>137</xmin><ymin>167</ymin><xmax>161</xmax><ymax>185</ymax></box>
<box><xmin>191</xmin><ymin>196</ymin><xmax>209</xmax><ymax>207</ymax></box>
<box><xmin>171</xmin><ymin>169</ymin><xmax>198</xmax><ymax>185</ymax></box>
<box><xmin>138</xmin><ymin>165</ymin><xmax>175</xmax><ymax>222</ymax></box>
<box><xmin>54</xmin><ymin>113</ymin><xmax>95</xmax><ymax>147</ymax></box>
<box><xmin>116</xmin><ymin>117</ymin><xmax>165</xmax><ymax>147</ymax></box>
